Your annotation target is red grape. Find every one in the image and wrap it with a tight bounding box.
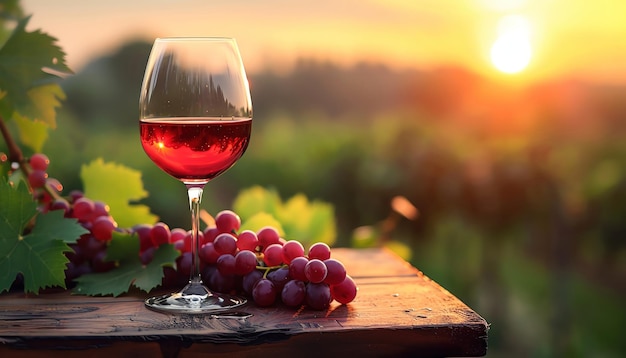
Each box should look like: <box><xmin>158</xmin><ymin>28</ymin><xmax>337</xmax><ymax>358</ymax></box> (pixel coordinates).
<box><xmin>72</xmin><ymin>197</ymin><xmax>95</xmax><ymax>222</ymax></box>
<box><xmin>236</xmin><ymin>230</ymin><xmax>259</xmax><ymax>251</ymax></box>
<box><xmin>140</xmin><ymin>246</ymin><xmax>156</xmax><ymax>265</ymax></box>
<box><xmin>92</xmin><ymin>201</ymin><xmax>110</xmax><ymax>219</ymax></box>
<box><xmin>29</xmin><ymin>153</ymin><xmax>49</xmax><ymax>171</ymax></box>
<box><xmin>281</xmin><ymin>280</ymin><xmax>306</xmax><ymax>307</ymax></box>
<box><xmin>208</xmin><ymin>270</ymin><xmax>237</xmax><ymax>294</ymax></box>
<box><xmin>173</xmin><ymin>231</ymin><xmax>193</xmax><ymax>252</ymax></box>
<box><xmin>257</xmin><ymin>226</ymin><xmax>280</xmax><ymax>248</ymax></box>
<box><xmin>252</xmin><ymin>278</ymin><xmax>276</xmax><ymax>307</ymax></box>
<box><xmin>133</xmin><ymin>224</ymin><xmax>153</xmax><ymax>252</ymax></box>
<box><xmin>304</xmin><ymin>259</ymin><xmax>327</xmax><ymax>283</ymax></box>
<box><xmin>176</xmin><ymin>252</ymin><xmax>193</xmax><ymax>277</ymax></box>
<box><xmin>308</xmin><ymin>242</ymin><xmax>331</xmax><ymax>261</ymax></box>
<box><xmin>91</xmin><ymin>250</ymin><xmax>116</xmax><ymax>273</ymax></box>
<box><xmin>69</xmin><ymin>190</ymin><xmax>84</xmax><ymax>202</ymax></box>
<box><xmin>76</xmin><ymin>234</ymin><xmax>106</xmax><ymax>259</ymax></box>
<box><xmin>234</xmin><ymin>250</ymin><xmax>258</xmax><ymax>275</ymax></box>
<box><xmin>263</xmin><ymin>243</ymin><xmax>284</xmax><ymax>266</ymax></box>
<box><xmin>216</xmin><ymin>254</ymin><xmax>236</xmax><ymax>275</ymax></box>
<box><xmin>213</xmin><ymin>233</ymin><xmax>238</xmax><ymax>255</ymax></box>
<box><xmin>199</xmin><ymin>242</ymin><xmax>220</xmax><ymax>264</ymax></box>
<box><xmin>267</xmin><ymin>266</ymin><xmax>291</xmax><ymax>292</ymax></box>
<box><xmin>28</xmin><ymin>169</ymin><xmax>48</xmax><ymax>189</ymax></box>
<box><xmin>65</xmin><ymin>261</ymin><xmax>92</xmax><ymax>282</ymax></box>
<box><xmin>65</xmin><ymin>245</ymin><xmax>84</xmax><ymax>265</ymax></box>
<box><xmin>323</xmin><ymin>258</ymin><xmax>347</xmax><ymax>285</ymax></box>
<box><xmin>150</xmin><ymin>222</ymin><xmax>171</xmax><ymax>247</ymax></box>
<box><xmin>200</xmin><ymin>263</ymin><xmax>217</xmax><ymax>284</ymax></box>
<box><xmin>242</xmin><ymin>270</ymin><xmax>263</xmax><ymax>296</ymax></box>
<box><xmin>330</xmin><ymin>275</ymin><xmax>358</xmax><ymax>304</ymax></box>
<box><xmin>92</xmin><ymin>216</ymin><xmax>116</xmax><ymax>241</ymax></box>
<box><xmin>306</xmin><ymin>282</ymin><xmax>332</xmax><ymax>310</ymax></box>
<box><xmin>282</xmin><ymin>240</ymin><xmax>305</xmax><ymax>264</ymax></box>
<box><xmin>289</xmin><ymin>256</ymin><xmax>309</xmax><ymax>282</ymax></box>
<box><xmin>215</xmin><ymin>210</ymin><xmax>241</xmax><ymax>233</ymax></box>
<box><xmin>49</xmin><ymin>198</ymin><xmax>70</xmax><ymax>215</ymax></box>
<box><xmin>202</xmin><ymin>227</ymin><xmax>219</xmax><ymax>244</ymax></box>
<box><xmin>170</xmin><ymin>228</ymin><xmax>187</xmax><ymax>244</ymax></box>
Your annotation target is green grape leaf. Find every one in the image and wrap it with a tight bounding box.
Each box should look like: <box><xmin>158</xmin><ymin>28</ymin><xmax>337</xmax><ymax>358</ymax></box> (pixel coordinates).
<box><xmin>73</xmin><ymin>232</ymin><xmax>179</xmax><ymax>297</ymax></box>
<box><xmin>0</xmin><ymin>0</ymin><xmax>23</xmax><ymax>24</ymax></box>
<box><xmin>12</xmin><ymin>111</ymin><xmax>48</xmax><ymax>153</ymax></box>
<box><xmin>26</xmin><ymin>83</ymin><xmax>66</xmax><ymax>129</ymax></box>
<box><xmin>0</xmin><ymin>180</ymin><xmax>88</xmax><ymax>294</ymax></box>
<box><xmin>278</xmin><ymin>194</ymin><xmax>336</xmax><ymax>246</ymax></box>
<box><xmin>240</xmin><ymin>212</ymin><xmax>285</xmax><ymax>236</ymax></box>
<box><xmin>0</xmin><ymin>179</ymin><xmax>36</xmax><ymax>238</ymax></box>
<box><xmin>232</xmin><ymin>185</ymin><xmax>282</xmax><ymax>220</ymax></box>
<box><xmin>233</xmin><ymin>186</ymin><xmax>336</xmax><ymax>246</ymax></box>
<box><xmin>0</xmin><ymin>16</ymin><xmax>71</xmax><ymax>123</ymax></box>
<box><xmin>31</xmin><ymin>209</ymin><xmax>89</xmax><ymax>244</ymax></box>
<box><xmin>81</xmin><ymin>158</ymin><xmax>158</xmax><ymax>228</ymax></box>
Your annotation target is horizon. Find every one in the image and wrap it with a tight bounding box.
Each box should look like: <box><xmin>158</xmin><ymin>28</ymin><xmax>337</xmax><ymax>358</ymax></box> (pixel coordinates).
<box><xmin>21</xmin><ymin>0</ymin><xmax>626</xmax><ymax>86</ymax></box>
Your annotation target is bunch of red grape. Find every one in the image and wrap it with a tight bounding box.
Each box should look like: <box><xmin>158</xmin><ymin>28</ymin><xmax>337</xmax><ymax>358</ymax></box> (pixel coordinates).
<box><xmin>136</xmin><ymin>210</ymin><xmax>358</xmax><ymax>310</ymax></box>
<box><xmin>20</xmin><ymin>153</ymin><xmax>358</xmax><ymax>309</ymax></box>
<box><xmin>24</xmin><ymin>153</ymin><xmax>64</xmax><ymax>205</ymax></box>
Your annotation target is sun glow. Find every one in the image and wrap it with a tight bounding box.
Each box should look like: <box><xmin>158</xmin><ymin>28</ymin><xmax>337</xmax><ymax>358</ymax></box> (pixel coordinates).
<box><xmin>490</xmin><ymin>15</ymin><xmax>532</xmax><ymax>74</ymax></box>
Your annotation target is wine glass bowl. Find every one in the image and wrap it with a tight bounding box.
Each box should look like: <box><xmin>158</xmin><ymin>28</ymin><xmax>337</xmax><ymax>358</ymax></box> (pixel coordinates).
<box><xmin>139</xmin><ymin>37</ymin><xmax>252</xmax><ymax>314</ymax></box>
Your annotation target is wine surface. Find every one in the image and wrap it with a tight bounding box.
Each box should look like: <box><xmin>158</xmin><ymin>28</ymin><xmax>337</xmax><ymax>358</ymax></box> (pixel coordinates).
<box><xmin>140</xmin><ymin>117</ymin><xmax>251</xmax><ymax>183</ymax></box>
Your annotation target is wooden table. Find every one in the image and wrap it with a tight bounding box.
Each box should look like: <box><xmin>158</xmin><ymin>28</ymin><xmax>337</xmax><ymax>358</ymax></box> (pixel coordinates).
<box><xmin>0</xmin><ymin>248</ymin><xmax>488</xmax><ymax>357</ymax></box>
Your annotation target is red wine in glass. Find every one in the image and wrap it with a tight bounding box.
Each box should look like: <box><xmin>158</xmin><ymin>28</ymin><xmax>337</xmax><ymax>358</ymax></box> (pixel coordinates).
<box><xmin>140</xmin><ymin>117</ymin><xmax>251</xmax><ymax>182</ymax></box>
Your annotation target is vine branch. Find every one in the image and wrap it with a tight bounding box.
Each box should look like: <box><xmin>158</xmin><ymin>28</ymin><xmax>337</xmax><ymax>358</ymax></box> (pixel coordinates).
<box><xmin>0</xmin><ymin>116</ymin><xmax>24</xmax><ymax>164</ymax></box>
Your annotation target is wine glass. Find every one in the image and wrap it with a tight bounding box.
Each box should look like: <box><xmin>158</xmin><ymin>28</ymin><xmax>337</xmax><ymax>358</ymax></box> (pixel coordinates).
<box><xmin>139</xmin><ymin>37</ymin><xmax>252</xmax><ymax>314</ymax></box>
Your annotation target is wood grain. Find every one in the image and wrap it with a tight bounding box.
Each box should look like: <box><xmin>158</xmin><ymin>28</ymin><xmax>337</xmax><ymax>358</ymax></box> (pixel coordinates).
<box><xmin>0</xmin><ymin>248</ymin><xmax>488</xmax><ymax>357</ymax></box>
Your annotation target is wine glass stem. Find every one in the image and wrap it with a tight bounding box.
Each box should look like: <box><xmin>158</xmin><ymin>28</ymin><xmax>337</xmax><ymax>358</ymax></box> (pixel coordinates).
<box><xmin>187</xmin><ymin>185</ymin><xmax>205</xmax><ymax>284</ymax></box>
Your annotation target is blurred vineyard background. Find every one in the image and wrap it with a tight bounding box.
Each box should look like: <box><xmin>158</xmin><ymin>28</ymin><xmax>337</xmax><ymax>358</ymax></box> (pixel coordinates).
<box><xmin>27</xmin><ymin>40</ymin><xmax>623</xmax><ymax>357</ymax></box>
<box><xmin>2</xmin><ymin>0</ymin><xmax>626</xmax><ymax>355</ymax></box>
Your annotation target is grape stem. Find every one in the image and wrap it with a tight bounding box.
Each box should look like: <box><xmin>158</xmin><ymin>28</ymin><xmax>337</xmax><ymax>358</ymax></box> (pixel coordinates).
<box><xmin>0</xmin><ymin>116</ymin><xmax>62</xmax><ymax>201</ymax></box>
<box><xmin>255</xmin><ymin>264</ymin><xmax>287</xmax><ymax>278</ymax></box>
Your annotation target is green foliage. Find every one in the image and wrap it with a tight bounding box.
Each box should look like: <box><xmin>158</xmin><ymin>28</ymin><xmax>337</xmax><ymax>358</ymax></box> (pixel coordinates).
<box><xmin>278</xmin><ymin>193</ymin><xmax>336</xmax><ymax>246</ymax></box>
<box><xmin>0</xmin><ymin>0</ymin><xmax>23</xmax><ymax>26</ymax></box>
<box><xmin>0</xmin><ymin>16</ymin><xmax>71</xmax><ymax>152</ymax></box>
<box><xmin>240</xmin><ymin>212</ymin><xmax>285</xmax><ymax>237</ymax></box>
<box><xmin>12</xmin><ymin>111</ymin><xmax>48</xmax><ymax>153</ymax></box>
<box><xmin>0</xmin><ymin>9</ymin><xmax>170</xmax><ymax>297</ymax></box>
<box><xmin>233</xmin><ymin>185</ymin><xmax>282</xmax><ymax>219</ymax></box>
<box><xmin>0</xmin><ymin>179</ymin><xmax>88</xmax><ymax>293</ymax></box>
<box><xmin>73</xmin><ymin>232</ymin><xmax>179</xmax><ymax>297</ymax></box>
<box><xmin>234</xmin><ymin>186</ymin><xmax>336</xmax><ymax>247</ymax></box>
<box><xmin>81</xmin><ymin>158</ymin><xmax>158</xmax><ymax>227</ymax></box>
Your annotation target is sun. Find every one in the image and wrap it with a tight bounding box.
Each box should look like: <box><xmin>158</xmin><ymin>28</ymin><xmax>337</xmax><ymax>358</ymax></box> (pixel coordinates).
<box><xmin>490</xmin><ymin>15</ymin><xmax>532</xmax><ymax>74</ymax></box>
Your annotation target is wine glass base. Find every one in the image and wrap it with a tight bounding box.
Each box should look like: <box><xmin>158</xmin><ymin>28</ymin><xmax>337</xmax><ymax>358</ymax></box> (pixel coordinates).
<box><xmin>145</xmin><ymin>282</ymin><xmax>247</xmax><ymax>314</ymax></box>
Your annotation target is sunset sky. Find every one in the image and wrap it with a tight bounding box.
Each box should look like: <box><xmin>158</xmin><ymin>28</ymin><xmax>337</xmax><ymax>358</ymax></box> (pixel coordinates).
<box><xmin>21</xmin><ymin>0</ymin><xmax>626</xmax><ymax>84</ymax></box>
